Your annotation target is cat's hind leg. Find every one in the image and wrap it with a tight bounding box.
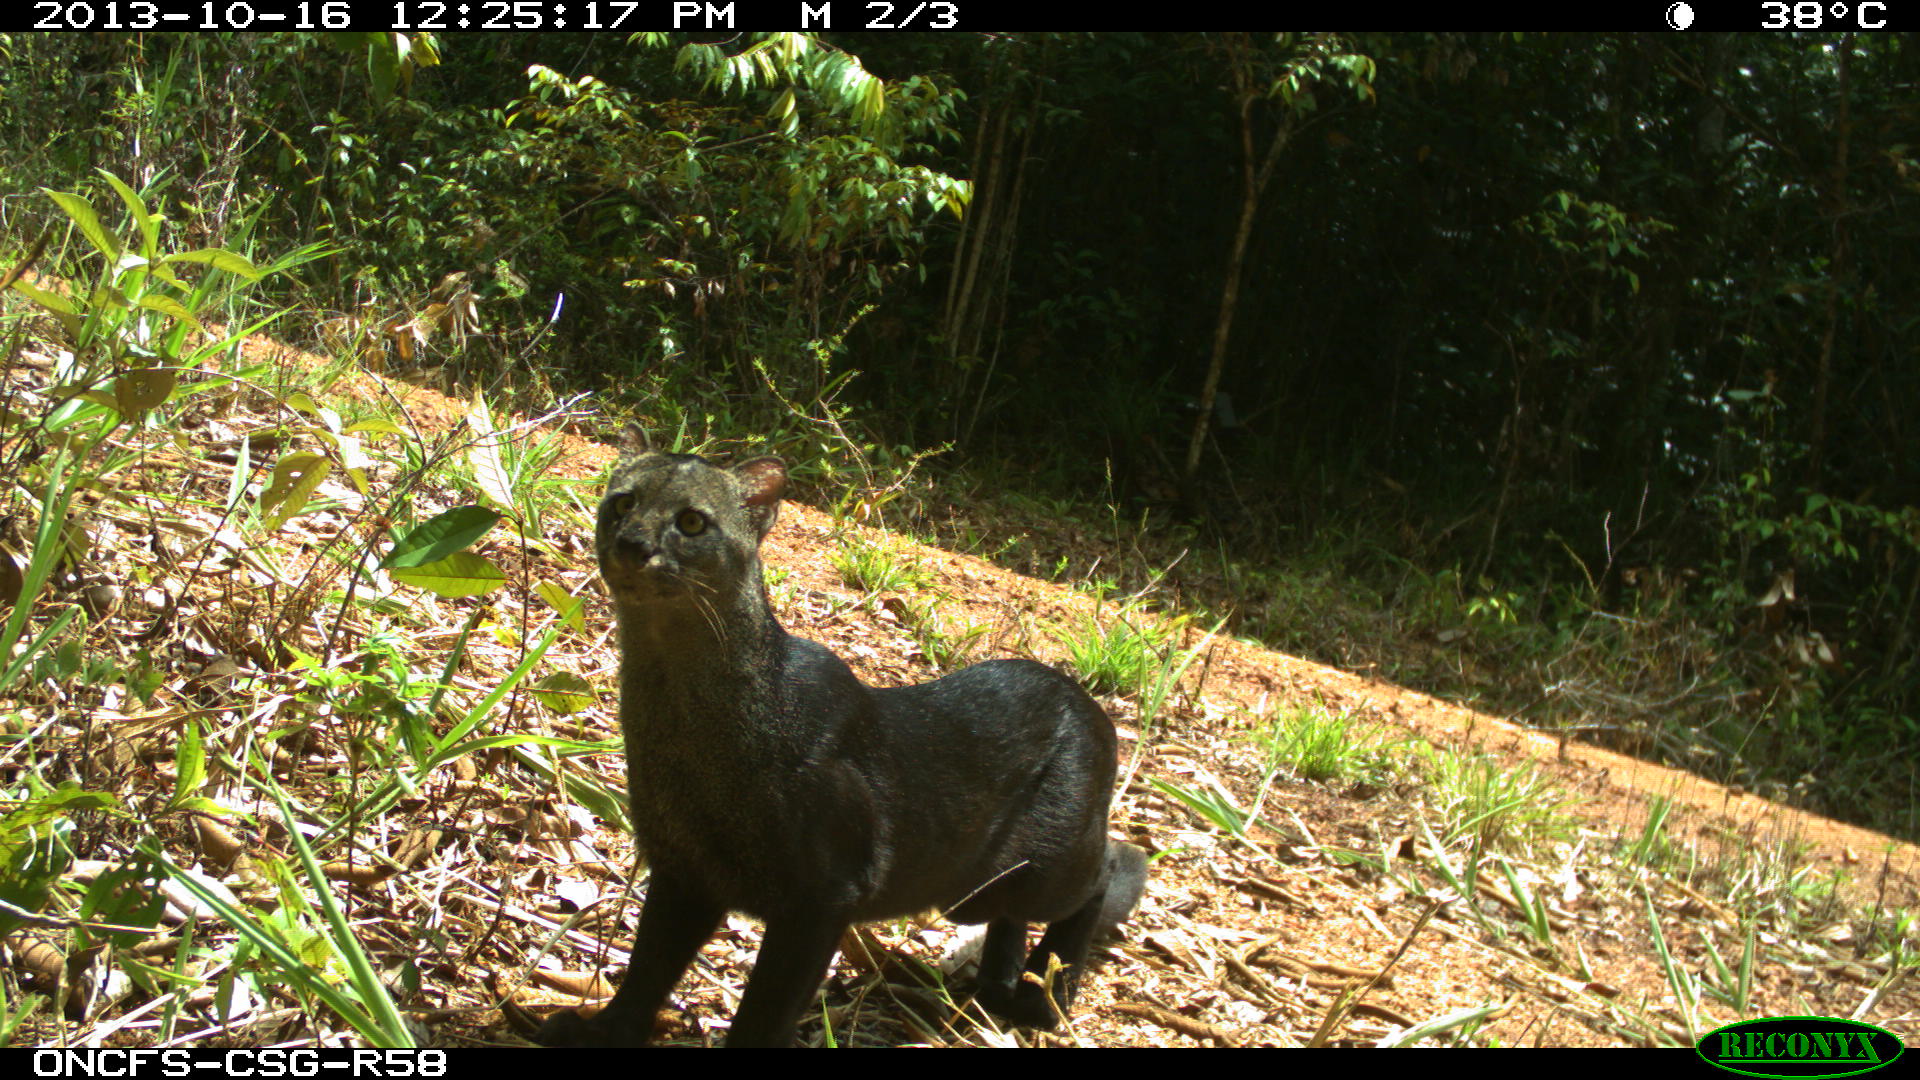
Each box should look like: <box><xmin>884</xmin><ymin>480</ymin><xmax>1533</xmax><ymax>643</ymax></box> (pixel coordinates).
<box><xmin>972</xmin><ymin>884</ymin><xmax>1106</xmax><ymax>1031</ymax></box>
<box><xmin>972</xmin><ymin>917</ymin><xmax>1038</xmax><ymax>1026</ymax></box>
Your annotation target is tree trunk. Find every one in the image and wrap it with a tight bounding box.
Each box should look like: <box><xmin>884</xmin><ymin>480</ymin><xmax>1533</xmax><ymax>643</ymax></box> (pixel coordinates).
<box><xmin>1808</xmin><ymin>33</ymin><xmax>1852</xmax><ymax>488</ymax></box>
<box><xmin>1183</xmin><ymin>38</ymin><xmax>1294</xmax><ymax>497</ymax></box>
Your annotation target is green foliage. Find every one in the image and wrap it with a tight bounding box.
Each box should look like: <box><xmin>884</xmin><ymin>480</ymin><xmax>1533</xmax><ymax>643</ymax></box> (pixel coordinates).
<box><xmin>1641</xmin><ymin>883</ymin><xmax>1701</xmax><ymax>1044</ymax></box>
<box><xmin>0</xmin><ymin>164</ymin><xmax>625</xmax><ymax>1044</ymax></box>
<box><xmin>1497</xmin><ymin>858</ymin><xmax>1555</xmax><ymax>949</ymax></box>
<box><xmin>1149</xmin><ymin>776</ymin><xmax>1272</xmax><ymax>850</ymax></box>
<box><xmin>1058</xmin><ymin>598</ymin><xmax>1173</xmax><ymax>699</ymax></box>
<box><xmin>1137</xmin><ymin>615</ymin><xmax>1223</xmax><ymax>735</ymax></box>
<box><xmin>0</xmin><ymin>780</ymin><xmax>118</xmax><ymax>938</ymax></box>
<box><xmin>1624</xmin><ymin>794</ymin><xmax>1678</xmax><ymax>868</ymax></box>
<box><xmin>0</xmin><ymin>34</ymin><xmax>971</xmax><ymax>443</ymax></box>
<box><xmin>142</xmin><ymin>773</ymin><xmax>415</xmax><ymax>1048</ymax></box>
<box><xmin>356</xmin><ymin>31</ymin><xmax>441</xmax><ymax>104</ymax></box>
<box><xmin>674</xmin><ymin>34</ymin><xmax>937</xmax><ymax>158</ymax></box>
<box><xmin>899</xmin><ymin>596</ymin><xmax>990</xmax><ymax>672</ymax></box>
<box><xmin>1416</xmin><ymin>746</ymin><xmax>1578</xmax><ymax>852</ymax></box>
<box><xmin>831</xmin><ymin>535</ymin><xmax>929</xmax><ymax>596</ymax></box>
<box><xmin>15</xmin><ymin>170</ymin><xmax>321</xmax><ymax>427</ymax></box>
<box><xmin>0</xmin><ymin>449</ymin><xmax>83</xmax><ymax>696</ymax></box>
<box><xmin>1257</xmin><ymin>704</ymin><xmax>1401</xmax><ymax>787</ymax></box>
<box><xmin>2</xmin><ymin>177</ymin><xmax>328</xmax><ymax>623</ymax></box>
<box><xmin>0</xmin><ymin>980</ymin><xmax>45</xmax><ymax>1047</ymax></box>
<box><xmin>0</xmin><ymin>189</ymin><xmax>326</xmax><ymax>1045</ymax></box>
<box><xmin>1696</xmin><ymin>918</ymin><xmax>1758</xmax><ymax>1015</ymax></box>
<box><xmin>383</xmin><ymin>507</ymin><xmax>502</xmax><ymax>570</ymax></box>
<box><xmin>1518</xmin><ymin>190</ymin><xmax>1674</xmax><ymax>295</ymax></box>
<box><xmin>1684</xmin><ymin>378</ymin><xmax>1920</xmax><ymax>823</ymax></box>
<box><xmin>378</xmin><ymin>507</ymin><xmax>503</xmax><ymax>591</ymax></box>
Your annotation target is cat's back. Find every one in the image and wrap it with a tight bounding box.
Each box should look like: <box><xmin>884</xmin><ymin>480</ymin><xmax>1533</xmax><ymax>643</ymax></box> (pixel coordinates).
<box><xmin>883</xmin><ymin>657</ymin><xmax>1112</xmax><ymax>742</ymax></box>
<box><xmin>859</xmin><ymin>657</ymin><xmax>1117</xmax><ymax>815</ymax></box>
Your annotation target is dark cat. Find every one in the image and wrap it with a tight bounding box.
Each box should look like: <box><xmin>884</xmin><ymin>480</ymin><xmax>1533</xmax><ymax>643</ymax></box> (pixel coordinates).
<box><xmin>534</xmin><ymin>429</ymin><xmax>1146</xmax><ymax>1047</ymax></box>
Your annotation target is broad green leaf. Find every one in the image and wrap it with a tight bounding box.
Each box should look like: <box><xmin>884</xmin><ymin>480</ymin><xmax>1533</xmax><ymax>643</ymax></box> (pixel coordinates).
<box><xmin>773</xmin><ymin>87</ymin><xmax>798</xmax><ymax>138</ymax></box>
<box><xmin>383</xmin><ymin>506</ymin><xmax>500</xmax><ymax>569</ymax></box>
<box><xmin>344</xmin><ymin>419</ymin><xmax>409</xmax><ymax>438</ymax></box>
<box><xmin>98</xmin><ymin>170</ymin><xmax>159</xmax><ymax>259</ymax></box>
<box><xmin>43</xmin><ymin>188</ymin><xmax>118</xmax><ymax>261</ymax></box>
<box><xmin>0</xmin><ymin>846</ymin><xmax>66</xmax><ymax>938</ymax></box>
<box><xmin>404</xmin><ymin>31</ymin><xmax>441</xmax><ymax>70</ymax></box>
<box><xmin>530</xmin><ymin>671</ymin><xmax>596</xmax><ymax>715</ymax></box>
<box><xmin>137</xmin><ymin>293</ymin><xmax>207</xmax><ymax>334</ymax></box>
<box><xmin>10</xmin><ymin>279</ymin><xmax>77</xmax><ymax>315</ymax></box>
<box><xmin>260</xmin><ymin>452</ymin><xmax>331</xmax><ymax>531</ymax></box>
<box><xmin>114</xmin><ymin>368</ymin><xmax>178</xmax><ymax>416</ymax></box>
<box><xmin>170</xmin><ymin>721</ymin><xmax>207</xmax><ymax>808</ymax></box>
<box><xmin>1</xmin><ymin>783</ymin><xmax>119</xmax><ymax>837</ymax></box>
<box><xmin>535</xmin><ymin>580</ymin><xmax>585</xmax><ymax>632</ymax></box>
<box><xmin>51</xmin><ymin>385</ymin><xmax>118</xmax><ymax>411</ymax></box>
<box><xmin>388</xmin><ymin>551</ymin><xmax>506</xmax><ymax>598</ymax></box>
<box><xmin>147</xmin><ymin>262</ymin><xmax>189</xmax><ymax>290</ymax></box>
<box><xmin>12</xmin><ymin>280</ymin><xmax>83</xmax><ymax>339</ymax></box>
<box><xmin>465</xmin><ymin>398</ymin><xmax>514</xmax><ymax>510</ymax></box>
<box><xmin>368</xmin><ymin>32</ymin><xmax>399</xmax><ymax>103</ymax></box>
<box><xmin>0</xmin><ymin>784</ymin><xmax>114</xmax><ymax>934</ymax></box>
<box><xmin>162</xmin><ymin>248</ymin><xmax>262</xmax><ymax>280</ymax></box>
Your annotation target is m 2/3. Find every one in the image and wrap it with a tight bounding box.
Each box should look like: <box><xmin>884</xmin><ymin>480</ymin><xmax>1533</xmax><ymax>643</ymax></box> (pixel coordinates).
<box><xmin>865</xmin><ymin>1</ymin><xmax>959</xmax><ymax>29</ymax></box>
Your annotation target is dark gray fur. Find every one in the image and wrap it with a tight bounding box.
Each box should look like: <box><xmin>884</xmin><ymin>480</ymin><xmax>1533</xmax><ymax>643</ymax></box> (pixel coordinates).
<box><xmin>535</xmin><ymin>430</ymin><xmax>1146</xmax><ymax>1047</ymax></box>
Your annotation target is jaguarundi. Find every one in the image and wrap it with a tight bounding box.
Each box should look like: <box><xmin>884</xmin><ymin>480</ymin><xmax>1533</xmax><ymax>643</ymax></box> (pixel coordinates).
<box><xmin>535</xmin><ymin>429</ymin><xmax>1146</xmax><ymax>1047</ymax></box>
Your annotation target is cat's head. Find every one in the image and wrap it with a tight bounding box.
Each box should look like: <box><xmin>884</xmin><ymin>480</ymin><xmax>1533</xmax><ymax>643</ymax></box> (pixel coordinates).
<box><xmin>596</xmin><ymin>425</ymin><xmax>787</xmax><ymax>609</ymax></box>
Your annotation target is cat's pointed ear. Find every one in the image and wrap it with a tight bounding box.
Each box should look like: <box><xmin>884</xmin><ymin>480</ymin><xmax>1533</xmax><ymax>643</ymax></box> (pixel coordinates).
<box><xmin>733</xmin><ymin>456</ymin><xmax>787</xmax><ymax>538</ymax></box>
<box><xmin>617</xmin><ymin>423</ymin><xmax>651</xmax><ymax>455</ymax></box>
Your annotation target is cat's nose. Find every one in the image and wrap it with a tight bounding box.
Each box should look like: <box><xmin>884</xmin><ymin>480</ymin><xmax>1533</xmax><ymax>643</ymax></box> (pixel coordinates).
<box><xmin>607</xmin><ymin>529</ymin><xmax>654</xmax><ymax>565</ymax></box>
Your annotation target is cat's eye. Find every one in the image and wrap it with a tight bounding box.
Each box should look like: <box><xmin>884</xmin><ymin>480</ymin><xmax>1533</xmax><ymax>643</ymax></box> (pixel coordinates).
<box><xmin>606</xmin><ymin>494</ymin><xmax>635</xmax><ymax>518</ymax></box>
<box><xmin>675</xmin><ymin>509</ymin><xmax>708</xmax><ymax>536</ymax></box>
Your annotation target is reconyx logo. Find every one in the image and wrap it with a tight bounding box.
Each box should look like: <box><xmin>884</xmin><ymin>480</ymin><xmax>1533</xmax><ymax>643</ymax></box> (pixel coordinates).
<box><xmin>1697</xmin><ymin>1017</ymin><xmax>1904</xmax><ymax>1079</ymax></box>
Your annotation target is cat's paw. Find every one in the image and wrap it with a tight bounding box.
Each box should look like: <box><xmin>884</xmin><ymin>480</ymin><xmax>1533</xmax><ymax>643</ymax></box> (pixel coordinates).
<box><xmin>974</xmin><ymin>980</ymin><xmax>1062</xmax><ymax>1031</ymax></box>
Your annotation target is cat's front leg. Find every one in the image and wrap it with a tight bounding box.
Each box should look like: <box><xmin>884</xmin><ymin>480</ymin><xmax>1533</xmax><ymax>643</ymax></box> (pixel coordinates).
<box><xmin>722</xmin><ymin>911</ymin><xmax>850</xmax><ymax>1047</ymax></box>
<box><xmin>535</xmin><ymin>870</ymin><xmax>724</xmax><ymax>1047</ymax></box>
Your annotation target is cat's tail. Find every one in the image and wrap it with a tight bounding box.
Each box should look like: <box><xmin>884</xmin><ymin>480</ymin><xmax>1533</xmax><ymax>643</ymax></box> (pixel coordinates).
<box><xmin>1096</xmin><ymin>841</ymin><xmax>1148</xmax><ymax>936</ymax></box>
